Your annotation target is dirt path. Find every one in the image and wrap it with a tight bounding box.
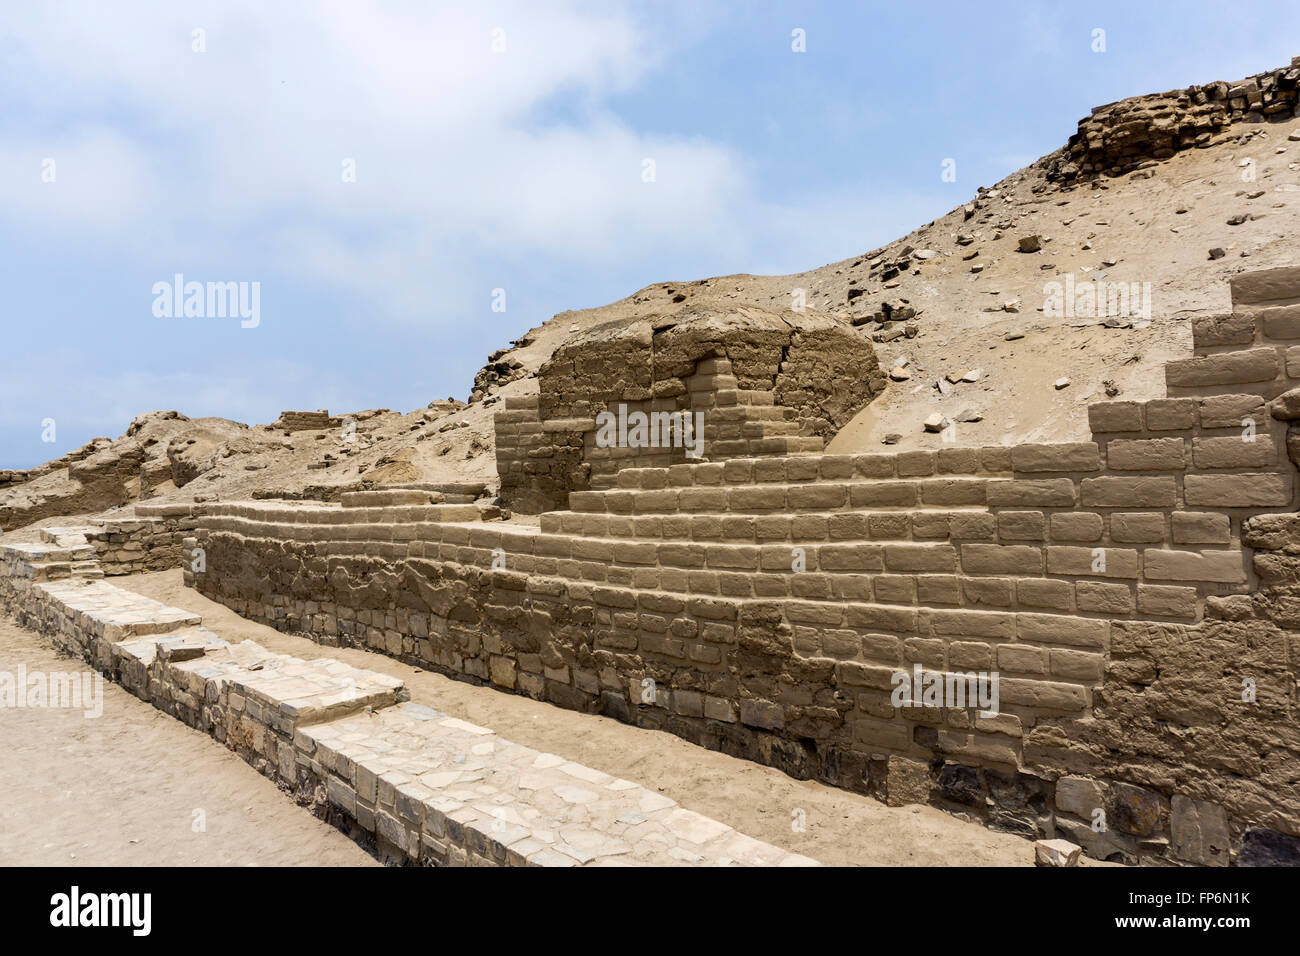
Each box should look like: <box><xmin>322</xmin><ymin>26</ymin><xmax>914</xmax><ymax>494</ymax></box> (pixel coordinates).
<box><xmin>115</xmin><ymin>569</ymin><xmax>1082</xmax><ymax>867</ymax></box>
<box><xmin>0</xmin><ymin>613</ymin><xmax>376</xmax><ymax>867</ymax></box>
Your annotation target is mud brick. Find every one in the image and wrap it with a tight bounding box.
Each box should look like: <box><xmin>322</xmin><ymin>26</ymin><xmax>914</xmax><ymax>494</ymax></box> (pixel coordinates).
<box><xmin>785</xmin><ymin>458</ymin><xmax>821</xmax><ymax>481</ymax></box>
<box><xmin>1137</xmin><ymin>584</ymin><xmax>1199</xmax><ymax>619</ymax></box>
<box><xmin>1191</xmin><ymin>312</ymin><xmax>1255</xmax><ymax>348</ymax></box>
<box><xmin>849</xmin><ymin>482</ymin><xmax>918</xmax><ymax>507</ymax></box>
<box><xmin>1088</xmin><ymin>401</ymin><xmax>1143</xmax><ymax>433</ymax></box>
<box><xmin>844</xmin><ymin>604</ymin><xmax>917</xmax><ymax>633</ymax></box>
<box><xmin>929</xmin><ymin>608</ymin><xmax>1015</xmax><ymax>640</ymax></box>
<box><xmin>825</xmin><ymin>513</ymin><xmax>868</xmax><ymax>540</ymax></box>
<box><xmin>979</xmin><ymin>446</ymin><xmax>1013</xmax><ymax>474</ymax></box>
<box><xmin>1109</xmin><ymin>513</ymin><xmax>1166</xmax><ymax>544</ymax></box>
<box><xmin>986</xmin><ymin>479</ymin><xmax>1076</xmax><ymax>507</ymax></box>
<box><xmin>1016</xmin><ymin>613</ymin><xmax>1108</xmax><ymax>649</ymax></box>
<box><xmin>1050</xmin><ymin>649</ymin><xmax>1105</xmax><ymax>682</ymax></box>
<box><xmin>1016</xmin><ymin>578</ymin><xmax>1073</xmax><ymax>611</ymax></box>
<box><xmin>949</xmin><ymin>640</ymin><xmax>994</xmax><ymax>670</ymax></box>
<box><xmin>921</xmin><ymin>479</ymin><xmax>987</xmax><ymax>506</ymax></box>
<box><xmin>721</xmin><ymin>459</ymin><xmax>753</xmax><ymax>483</ymax></box>
<box><xmin>728</xmin><ymin>486</ymin><xmax>787</xmax><ymax>511</ymax></box>
<box><xmin>896</xmin><ymin>451</ymin><xmax>935</xmax><ymax>477</ymax></box>
<box><xmin>1075</xmin><ymin>581</ymin><xmax>1135</xmax><ymax>615</ymax></box>
<box><xmin>1259</xmin><ymin>304</ymin><xmax>1300</xmax><ymax>340</ymax></box>
<box><xmin>1143</xmin><ymin>549</ymin><xmax>1246</xmax><ymax>583</ymax></box>
<box><xmin>1198</xmin><ymin>394</ymin><xmax>1266</xmax><ymax>428</ymax></box>
<box><xmin>859</xmin><ymin>632</ymin><xmax>902</xmax><ymax>662</ymax></box>
<box><xmin>678</xmin><ymin>487</ymin><xmax>727</xmax><ymax>512</ymax></box>
<box><xmin>884</xmin><ymin>543</ymin><xmax>956</xmax><ymax>573</ymax></box>
<box><xmin>1171</xmin><ymin>511</ymin><xmax>1231</xmax><ymax>545</ymax></box>
<box><xmin>1047</xmin><ymin>546</ymin><xmax>1139</xmax><ymax>578</ymax></box>
<box><xmin>789</xmin><ymin>483</ymin><xmax>848</xmax><ymax>509</ymax></box>
<box><xmin>1143</xmin><ymin>398</ymin><xmax>1197</xmax><ymax>431</ymax></box>
<box><xmin>1165</xmin><ymin>348</ymin><xmax>1278</xmax><ymax>387</ymax></box>
<box><xmin>916</xmin><ymin>575</ymin><xmax>961</xmax><ymax>606</ymax></box>
<box><xmin>1105</xmin><ymin>438</ymin><xmax>1185</xmax><ymax>471</ymax></box>
<box><xmin>950</xmin><ymin>512</ymin><xmax>997</xmax><ymax>539</ymax></box>
<box><xmin>911</xmin><ymin>512</ymin><xmax>953</xmax><ymax>539</ymax></box>
<box><xmin>1184</xmin><ymin>473</ymin><xmax>1291</xmax><ymax>507</ymax></box>
<box><xmin>961</xmin><ymin>544</ymin><xmax>1043</xmax><ymax>575</ymax></box>
<box><xmin>852</xmin><ymin>454</ymin><xmax>896</xmax><ymax>478</ymax></box>
<box><xmin>873</xmin><ymin>575</ymin><xmax>914</xmax><ymax>604</ymax></box>
<box><xmin>818</xmin><ymin>455</ymin><xmax>856</xmax><ymax>479</ymax></box>
<box><xmin>936</xmin><ymin>447</ymin><xmax>981</xmax><ymax>474</ymax></box>
<box><xmin>903</xmin><ymin>637</ymin><xmax>946</xmax><ymax>666</ymax></box>
<box><xmin>1231</xmin><ymin>265</ymin><xmax>1300</xmax><ymax>304</ymax></box>
<box><xmin>751</xmin><ymin>458</ymin><xmax>786</xmax><ymax>482</ymax></box>
<box><xmin>1080</xmin><ymin>477</ymin><xmax>1176</xmax><ymax>508</ymax></box>
<box><xmin>1192</xmin><ymin>436</ymin><xmax>1278</xmax><ymax>469</ymax></box>
<box><xmin>1011</xmin><ymin>442</ymin><xmax>1100</xmax><ymax>474</ymax></box>
<box><xmin>998</xmin><ymin>643</ymin><xmax>1049</xmax><ymax>675</ymax></box>
<box><xmin>998</xmin><ymin>511</ymin><xmax>1046</xmax><ymax>541</ymax></box>
<box><xmin>868</xmin><ymin>513</ymin><xmax>909</xmax><ymax>538</ymax></box>
<box><xmin>634</xmin><ymin>489</ymin><xmax>680</xmax><ymax>513</ymax></box>
<box><xmin>962</xmin><ymin>576</ymin><xmax>1014</xmax><ymax>607</ymax></box>
<box><xmin>998</xmin><ymin>678</ymin><xmax>1089</xmax><ymax>712</ymax></box>
<box><xmin>819</xmin><ymin>544</ymin><xmax>884</xmax><ymax>572</ymax></box>
<box><xmin>1049</xmin><ymin>512</ymin><xmax>1103</xmax><ymax>542</ymax></box>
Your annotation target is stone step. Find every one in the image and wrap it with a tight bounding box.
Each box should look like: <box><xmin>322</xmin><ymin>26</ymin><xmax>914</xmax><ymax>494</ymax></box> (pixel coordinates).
<box><xmin>542</xmin><ymin>508</ymin><xmax>996</xmax><ymax>542</ymax></box>
<box><xmin>35</xmin><ymin>579</ymin><xmax>204</xmax><ymax>640</ymax></box>
<box><xmin>605</xmin><ymin>450</ymin><xmax>1014</xmax><ymax>492</ymax></box>
<box><xmin>342</xmin><ymin>489</ymin><xmax>447</xmax><ymax>507</ymax></box>
<box><xmin>708</xmin><ymin>435</ymin><xmax>823</xmax><ymax>457</ymax></box>
<box><xmin>378</xmin><ymin>481</ymin><xmax>490</xmax><ymax>498</ymax></box>
<box><xmin>301</xmin><ymin>702</ymin><xmax>817</xmax><ymax>867</ymax></box>
<box><xmin>199</xmin><ymin>502</ymin><xmax>483</xmax><ymax>524</ymax></box>
<box><xmin>5</xmin><ymin>562</ymin><xmax>808</xmax><ymax>868</ymax></box>
<box><xmin>571</xmin><ymin>478</ymin><xmax>995</xmax><ymax>515</ymax></box>
<box><xmin>703</xmin><ymin>405</ymin><xmax>793</xmax><ymax>423</ymax></box>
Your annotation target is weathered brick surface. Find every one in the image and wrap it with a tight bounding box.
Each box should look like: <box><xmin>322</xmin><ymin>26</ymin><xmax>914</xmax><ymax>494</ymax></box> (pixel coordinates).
<box><xmin>99</xmin><ymin>266</ymin><xmax>1300</xmax><ymax>867</ymax></box>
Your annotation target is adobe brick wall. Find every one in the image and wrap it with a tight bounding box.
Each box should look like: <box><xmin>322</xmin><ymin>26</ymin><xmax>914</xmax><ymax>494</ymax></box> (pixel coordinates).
<box><xmin>494</xmin><ymin>304</ymin><xmax>884</xmax><ymax>514</ymax></box>
<box><xmin>273</xmin><ymin>410</ymin><xmax>342</xmax><ymax>432</ymax></box>
<box><xmin>187</xmin><ymin>267</ymin><xmax>1300</xmax><ymax>865</ymax></box>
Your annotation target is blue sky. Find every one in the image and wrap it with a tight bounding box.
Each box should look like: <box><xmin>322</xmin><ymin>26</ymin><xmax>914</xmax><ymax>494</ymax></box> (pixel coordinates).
<box><xmin>2</xmin><ymin>1</ymin><xmax>1297</xmax><ymax>468</ymax></box>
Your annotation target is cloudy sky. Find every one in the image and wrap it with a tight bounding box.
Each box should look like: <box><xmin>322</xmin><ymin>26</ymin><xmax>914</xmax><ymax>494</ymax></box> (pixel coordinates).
<box><xmin>2</xmin><ymin>1</ymin><xmax>1297</xmax><ymax>467</ymax></box>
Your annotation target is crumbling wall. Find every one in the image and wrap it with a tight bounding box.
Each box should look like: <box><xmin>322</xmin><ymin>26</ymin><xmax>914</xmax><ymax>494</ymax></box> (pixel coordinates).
<box><xmin>273</xmin><ymin>410</ymin><xmax>342</xmax><ymax>432</ymax></box>
<box><xmin>494</xmin><ymin>304</ymin><xmax>884</xmax><ymax>513</ymax></box>
<box><xmin>187</xmin><ymin>267</ymin><xmax>1300</xmax><ymax>865</ymax></box>
<box><xmin>1045</xmin><ymin>56</ymin><xmax>1300</xmax><ymax>183</ymax></box>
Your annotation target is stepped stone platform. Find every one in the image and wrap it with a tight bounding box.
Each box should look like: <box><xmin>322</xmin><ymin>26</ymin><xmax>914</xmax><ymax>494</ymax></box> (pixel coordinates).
<box><xmin>174</xmin><ymin>267</ymin><xmax>1300</xmax><ymax>866</ymax></box>
<box><xmin>495</xmin><ymin>304</ymin><xmax>885</xmax><ymax>513</ymax></box>
<box><xmin>0</xmin><ymin>539</ymin><xmax>809</xmax><ymax>867</ymax></box>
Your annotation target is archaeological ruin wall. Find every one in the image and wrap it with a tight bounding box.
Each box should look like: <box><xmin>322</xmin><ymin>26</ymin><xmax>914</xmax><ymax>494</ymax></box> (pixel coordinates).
<box><xmin>170</xmin><ymin>267</ymin><xmax>1300</xmax><ymax>865</ymax></box>
<box><xmin>493</xmin><ymin>304</ymin><xmax>885</xmax><ymax>513</ymax></box>
<box><xmin>1045</xmin><ymin>56</ymin><xmax>1300</xmax><ymax>183</ymax></box>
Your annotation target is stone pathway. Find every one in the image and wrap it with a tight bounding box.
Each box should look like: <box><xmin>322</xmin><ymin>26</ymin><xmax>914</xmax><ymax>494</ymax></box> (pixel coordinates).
<box><xmin>0</xmin><ymin>545</ymin><xmax>816</xmax><ymax>867</ymax></box>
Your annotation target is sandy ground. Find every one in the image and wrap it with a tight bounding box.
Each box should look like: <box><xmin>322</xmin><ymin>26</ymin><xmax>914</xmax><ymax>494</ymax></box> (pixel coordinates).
<box><xmin>106</xmin><ymin>568</ymin><xmax>1097</xmax><ymax>867</ymax></box>
<box><xmin>0</xmin><ymin>613</ymin><xmax>376</xmax><ymax>867</ymax></box>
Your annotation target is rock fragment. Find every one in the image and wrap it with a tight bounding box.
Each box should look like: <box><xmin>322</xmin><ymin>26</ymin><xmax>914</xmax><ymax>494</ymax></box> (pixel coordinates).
<box><xmin>1034</xmin><ymin>839</ymin><xmax>1081</xmax><ymax>867</ymax></box>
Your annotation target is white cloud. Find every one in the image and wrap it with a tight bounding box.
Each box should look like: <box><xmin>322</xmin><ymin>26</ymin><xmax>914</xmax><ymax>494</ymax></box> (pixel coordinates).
<box><xmin>0</xmin><ymin>1</ymin><xmax>760</xmax><ymax>321</ymax></box>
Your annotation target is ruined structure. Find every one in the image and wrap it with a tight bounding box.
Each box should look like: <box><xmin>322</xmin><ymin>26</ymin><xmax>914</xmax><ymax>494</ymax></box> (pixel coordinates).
<box><xmin>6</xmin><ymin>269</ymin><xmax>1300</xmax><ymax>865</ymax></box>
<box><xmin>1046</xmin><ymin>56</ymin><xmax>1300</xmax><ymax>183</ymax></box>
<box><xmin>111</xmin><ymin>266</ymin><xmax>1297</xmax><ymax>866</ymax></box>
<box><xmin>494</xmin><ymin>304</ymin><xmax>885</xmax><ymax>513</ymax></box>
